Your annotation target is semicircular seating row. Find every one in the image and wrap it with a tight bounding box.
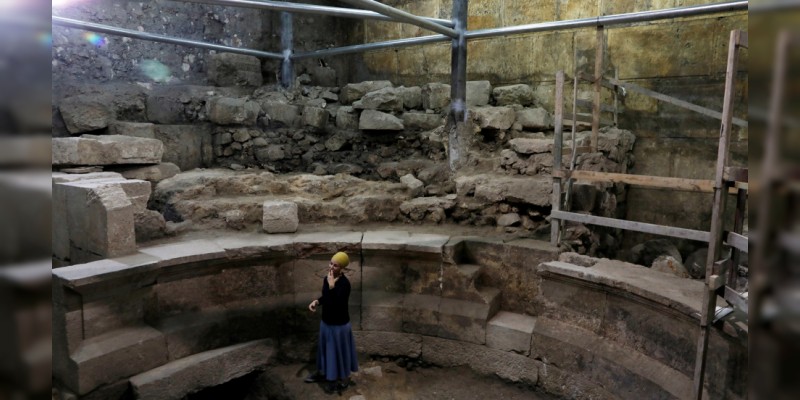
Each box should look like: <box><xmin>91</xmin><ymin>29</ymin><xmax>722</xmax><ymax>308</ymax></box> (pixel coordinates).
<box><xmin>52</xmin><ymin>230</ymin><xmax>747</xmax><ymax>400</ymax></box>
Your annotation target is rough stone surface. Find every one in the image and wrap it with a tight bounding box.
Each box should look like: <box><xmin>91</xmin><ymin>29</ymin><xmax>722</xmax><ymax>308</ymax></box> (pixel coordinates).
<box><xmin>359</xmin><ymin>110</ymin><xmax>404</xmax><ymax>131</ymax></box>
<box><xmin>107</xmin><ymin>121</ymin><xmax>155</xmax><ymax>138</ymax></box>
<box><xmin>493</xmin><ymin>84</ymin><xmax>535</xmax><ymax>106</ymax></box>
<box><xmin>402</xmin><ymin>113</ymin><xmax>442</xmax><ymax>131</ymax></box>
<box><xmin>130</xmin><ymin>339</ymin><xmax>273</xmax><ymax>400</ymax></box>
<box><xmin>400</xmin><ymin>174</ymin><xmax>424</xmax><ymax>197</ymax></box>
<box><xmin>496</xmin><ymin>213</ymin><xmax>521</xmax><ymax>227</ymax></box>
<box><xmin>59</xmin><ymin>95</ymin><xmax>114</xmax><ymax>134</ymax></box>
<box><xmin>340</xmin><ymin>81</ymin><xmax>393</xmax><ymax>105</ymax></box>
<box><xmin>262</xmin><ymin>201</ymin><xmax>299</xmax><ymax>233</ymax></box>
<box><xmin>353</xmin><ymin>87</ymin><xmax>404</xmax><ymax>112</ymax></box>
<box><xmin>472</xmin><ymin>107</ymin><xmax>516</xmax><ymax>130</ymax></box>
<box><xmin>651</xmin><ymin>255</ymin><xmax>690</xmax><ymax>278</ymax></box>
<box><xmin>457</xmin><ymin>175</ymin><xmax>552</xmax><ymax>207</ymax></box>
<box><xmin>421</xmin><ymin>336</ymin><xmax>539</xmax><ymax>385</ymax></box>
<box><xmin>398</xmin><ymin>86</ymin><xmax>422</xmax><ymax>110</ymax></box>
<box><xmin>353</xmin><ymin>331</ymin><xmax>422</xmax><ymax>358</ymax></box>
<box><xmin>630</xmin><ymin>239</ymin><xmax>683</xmax><ymax>267</ymax></box>
<box><xmin>206</xmin><ymin>97</ymin><xmax>260</xmax><ymax>126</ymax></box>
<box><xmin>52</xmin><ymin>135</ymin><xmax>163</xmax><ymax>166</ymax></box>
<box><xmin>135</xmin><ymin>210</ymin><xmax>168</xmax><ymax>243</ymax></box>
<box><xmin>302</xmin><ymin>106</ymin><xmax>329</xmax><ymax>130</ymax></box>
<box><xmin>685</xmin><ymin>248</ymin><xmax>709</xmax><ymax>279</ymax></box>
<box><xmin>207</xmin><ymin>53</ymin><xmax>263</xmax><ymax>87</ymax></box>
<box><xmin>466</xmin><ymin>81</ymin><xmax>492</xmax><ymax>107</ymax></box>
<box><xmin>399</xmin><ymin>196</ymin><xmax>456</xmax><ymax>223</ymax></box>
<box><xmin>509</xmin><ymin>138</ymin><xmax>552</xmax><ymax>154</ymax></box>
<box><xmin>422</xmin><ymin>83</ymin><xmax>450</xmax><ymax>111</ymax></box>
<box><xmin>515</xmin><ymin>107</ymin><xmax>553</xmax><ymax>130</ymax></box>
<box><xmin>261</xmin><ymin>102</ymin><xmax>300</xmax><ymax>127</ymax></box>
<box><xmin>486</xmin><ymin>311</ymin><xmax>536</xmax><ymax>355</ymax></box>
<box><xmin>335</xmin><ymin>106</ymin><xmax>359</xmax><ymax>130</ymax></box>
<box><xmin>153</xmin><ymin>124</ymin><xmax>212</xmax><ymax>171</ymax></box>
<box><xmin>116</xmin><ymin>163</ymin><xmax>180</xmax><ymax>183</ymax></box>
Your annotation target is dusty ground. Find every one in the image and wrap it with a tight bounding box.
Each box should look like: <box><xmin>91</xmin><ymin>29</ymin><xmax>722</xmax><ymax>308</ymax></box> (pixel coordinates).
<box><xmin>190</xmin><ymin>358</ymin><xmax>559</xmax><ymax>400</ymax></box>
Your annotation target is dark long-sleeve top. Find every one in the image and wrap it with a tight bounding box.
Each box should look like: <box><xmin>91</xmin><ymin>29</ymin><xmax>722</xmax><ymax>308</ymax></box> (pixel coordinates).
<box><xmin>317</xmin><ymin>275</ymin><xmax>351</xmax><ymax>326</ymax></box>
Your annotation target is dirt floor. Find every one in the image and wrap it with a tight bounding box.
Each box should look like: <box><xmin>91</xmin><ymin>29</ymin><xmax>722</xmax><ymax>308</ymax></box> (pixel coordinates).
<box><xmin>191</xmin><ymin>357</ymin><xmax>559</xmax><ymax>400</ymax></box>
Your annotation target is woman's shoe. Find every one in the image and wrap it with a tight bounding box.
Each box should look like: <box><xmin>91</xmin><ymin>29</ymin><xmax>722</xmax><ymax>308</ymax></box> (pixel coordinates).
<box><xmin>304</xmin><ymin>372</ymin><xmax>323</xmax><ymax>383</ymax></box>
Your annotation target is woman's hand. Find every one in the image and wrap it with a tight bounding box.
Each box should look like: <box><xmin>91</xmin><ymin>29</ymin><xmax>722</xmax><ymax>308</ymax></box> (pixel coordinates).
<box><xmin>308</xmin><ymin>299</ymin><xmax>318</xmax><ymax>312</ymax></box>
<box><xmin>327</xmin><ymin>270</ymin><xmax>339</xmax><ymax>288</ymax></box>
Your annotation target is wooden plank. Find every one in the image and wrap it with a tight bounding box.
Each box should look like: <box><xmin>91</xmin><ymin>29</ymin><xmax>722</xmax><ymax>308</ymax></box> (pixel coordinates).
<box><xmin>553</xmin><ymin>169</ymin><xmax>715</xmax><ymax>192</ymax></box>
<box><xmin>550</xmin><ymin>210</ymin><xmax>711</xmax><ymax>242</ymax></box>
<box><xmin>607</xmin><ymin>77</ymin><xmax>748</xmax><ymax>128</ymax></box>
<box><xmin>552</xmin><ymin>71</ymin><xmax>565</xmax><ymax>246</ymax></box>
<box><xmin>737</xmin><ymin>30</ymin><xmax>748</xmax><ymax>48</ymax></box>
<box><xmin>592</xmin><ymin>26</ymin><xmax>604</xmax><ymax>152</ymax></box>
<box><xmin>577</xmin><ymin>72</ymin><xmax>616</xmax><ymax>91</ymax></box>
<box><xmin>723</xmin><ymin>166</ymin><xmax>748</xmax><ymax>183</ymax></box>
<box><xmin>726</xmin><ymin>231</ymin><xmax>748</xmax><ymax>254</ymax></box>
<box><xmin>724</xmin><ymin>287</ymin><xmax>748</xmax><ymax>314</ymax></box>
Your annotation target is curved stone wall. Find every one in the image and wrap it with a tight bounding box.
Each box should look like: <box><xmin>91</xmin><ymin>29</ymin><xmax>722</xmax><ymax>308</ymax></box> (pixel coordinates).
<box><xmin>52</xmin><ymin>230</ymin><xmax>746</xmax><ymax>399</ymax></box>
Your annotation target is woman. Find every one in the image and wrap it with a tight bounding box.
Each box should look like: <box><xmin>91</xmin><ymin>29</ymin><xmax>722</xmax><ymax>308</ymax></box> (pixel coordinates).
<box><xmin>305</xmin><ymin>251</ymin><xmax>358</xmax><ymax>394</ymax></box>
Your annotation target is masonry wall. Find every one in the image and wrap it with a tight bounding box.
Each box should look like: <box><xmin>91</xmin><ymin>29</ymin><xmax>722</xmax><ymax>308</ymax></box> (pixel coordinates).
<box><xmin>346</xmin><ymin>0</ymin><xmax>748</xmax><ymax>245</ymax></box>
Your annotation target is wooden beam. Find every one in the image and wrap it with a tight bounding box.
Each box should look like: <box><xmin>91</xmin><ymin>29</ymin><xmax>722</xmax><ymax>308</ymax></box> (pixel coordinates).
<box><xmin>726</xmin><ymin>231</ymin><xmax>748</xmax><ymax>254</ymax></box>
<box><xmin>550</xmin><ymin>210</ymin><xmax>711</xmax><ymax>242</ymax></box>
<box><xmin>552</xmin><ymin>71</ymin><xmax>565</xmax><ymax>246</ymax></box>
<box><xmin>592</xmin><ymin>26</ymin><xmax>605</xmax><ymax>152</ymax></box>
<box><xmin>724</xmin><ymin>287</ymin><xmax>748</xmax><ymax>314</ymax></box>
<box><xmin>607</xmin><ymin>77</ymin><xmax>747</xmax><ymax>128</ymax></box>
<box><xmin>553</xmin><ymin>169</ymin><xmax>715</xmax><ymax>192</ymax></box>
<box><xmin>577</xmin><ymin>72</ymin><xmax>616</xmax><ymax>91</ymax></box>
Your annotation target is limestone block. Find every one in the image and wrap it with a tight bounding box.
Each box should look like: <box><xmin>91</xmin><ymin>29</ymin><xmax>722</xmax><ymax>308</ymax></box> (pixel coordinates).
<box><xmin>651</xmin><ymin>255</ymin><xmax>690</xmax><ymax>278</ymax></box>
<box><xmin>437</xmin><ymin>290</ymin><xmax>500</xmax><ymax>344</ymax></box>
<box><xmin>353</xmin><ymin>87</ymin><xmax>404</xmax><ymax>112</ymax></box>
<box><xmin>402</xmin><ymin>293</ymin><xmax>440</xmax><ymax>337</ymax></box>
<box><xmin>335</xmin><ymin>106</ymin><xmax>359</xmax><ymax>130</ymax></box>
<box><xmin>340</xmin><ymin>80</ymin><xmax>393</xmax><ymax>105</ymax></box>
<box><xmin>466</xmin><ymin>80</ymin><xmax>492</xmax><ymax>106</ymax></box>
<box><xmin>422</xmin><ymin>83</ymin><xmax>451</xmax><ymax>111</ymax></box>
<box><xmin>207</xmin><ymin>52</ymin><xmax>263</xmax><ymax>87</ymax></box>
<box><xmin>261</xmin><ymin>101</ymin><xmax>300</xmax><ymax>127</ymax></box>
<box><xmin>362</xmin><ymin>291</ymin><xmax>404</xmax><ymax>331</ymax></box>
<box><xmin>139</xmin><ymin>239</ymin><xmax>226</xmax><ymax>268</ymax></box>
<box><xmin>486</xmin><ymin>311</ymin><xmax>536</xmax><ymax>355</ymax></box>
<box><xmin>206</xmin><ymin>97</ymin><xmax>260</xmax><ymax>126</ymax></box>
<box><xmin>81</xmin><ymin>288</ymin><xmax>147</xmax><ymax>339</ymax></box>
<box><xmin>52</xmin><ymin>135</ymin><xmax>163</xmax><ymax>166</ymax></box>
<box><xmin>471</xmin><ymin>106</ymin><xmax>516</xmax><ymax>130</ymax></box>
<box><xmin>59</xmin><ymin>95</ymin><xmax>114</xmax><ymax>134</ymax></box>
<box><xmin>302</xmin><ymin>106</ymin><xmax>329</xmax><ymax>129</ymax></box>
<box><xmin>440</xmin><ymin>263</ymin><xmax>483</xmax><ymax>302</ymax></box>
<box><xmin>353</xmin><ymin>331</ymin><xmax>422</xmax><ymax>358</ymax></box>
<box><xmin>509</xmin><ymin>138</ymin><xmax>552</xmax><ymax>154</ymax></box>
<box><xmin>402</xmin><ymin>112</ymin><xmax>442</xmax><ymax>131</ymax></box>
<box><xmin>400</xmin><ymin>174</ymin><xmax>424</xmax><ymax>197</ymax></box>
<box><xmin>398</xmin><ymin>86</ymin><xmax>422</xmax><ymax>110</ymax></box>
<box><xmin>262</xmin><ymin>200</ymin><xmax>299</xmax><ymax>233</ymax></box>
<box><xmin>57</xmin><ymin>180</ymin><xmax>136</xmax><ymax>263</ymax></box>
<box><xmin>493</xmin><ymin>84</ymin><xmax>535</xmax><ymax>106</ymax></box>
<box><xmin>359</xmin><ymin>110</ymin><xmax>404</xmax><ymax>131</ymax></box>
<box><xmin>153</xmin><ymin>124</ymin><xmax>213</xmax><ymax>171</ymax></box>
<box><xmin>117</xmin><ymin>163</ymin><xmax>180</xmax><ymax>183</ymax></box>
<box><xmin>107</xmin><ymin>121</ymin><xmax>155</xmax><ymax>138</ymax></box>
<box><xmin>468</xmin><ymin>175</ymin><xmax>552</xmax><ymax>206</ymax></box>
<box><xmin>68</xmin><ymin>326</ymin><xmax>167</xmax><ymax>395</ymax></box>
<box><xmin>421</xmin><ymin>336</ymin><xmax>539</xmax><ymax>385</ymax></box>
<box><xmin>516</xmin><ymin>107</ymin><xmax>553</xmax><ymax>130</ymax></box>
<box><xmin>130</xmin><ymin>339</ymin><xmax>273</xmax><ymax>400</ymax></box>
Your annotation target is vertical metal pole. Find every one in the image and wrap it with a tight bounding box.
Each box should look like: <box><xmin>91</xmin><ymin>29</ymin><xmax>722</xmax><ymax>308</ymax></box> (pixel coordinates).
<box><xmin>551</xmin><ymin>71</ymin><xmax>565</xmax><ymax>246</ymax></box>
<box><xmin>280</xmin><ymin>11</ymin><xmax>293</xmax><ymax>89</ymax></box>
<box><xmin>591</xmin><ymin>26</ymin><xmax>604</xmax><ymax>152</ymax></box>
<box><xmin>692</xmin><ymin>29</ymin><xmax>740</xmax><ymax>400</ymax></box>
<box><xmin>613</xmin><ymin>67</ymin><xmax>619</xmax><ymax>127</ymax></box>
<box><xmin>447</xmin><ymin>0</ymin><xmax>468</xmax><ymax>171</ymax></box>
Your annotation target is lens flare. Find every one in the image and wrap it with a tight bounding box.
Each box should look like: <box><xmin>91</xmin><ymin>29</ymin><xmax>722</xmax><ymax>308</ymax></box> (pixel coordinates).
<box><xmin>139</xmin><ymin>59</ymin><xmax>171</xmax><ymax>82</ymax></box>
<box><xmin>83</xmin><ymin>32</ymin><xmax>106</xmax><ymax>47</ymax></box>
<box><xmin>36</xmin><ymin>32</ymin><xmax>51</xmax><ymax>47</ymax></box>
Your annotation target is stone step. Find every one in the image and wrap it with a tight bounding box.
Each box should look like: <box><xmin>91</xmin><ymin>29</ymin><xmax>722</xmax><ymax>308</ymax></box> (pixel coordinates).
<box><xmin>486</xmin><ymin>311</ymin><xmax>537</xmax><ymax>356</ymax></box>
<box><xmin>442</xmin><ymin>263</ymin><xmax>486</xmax><ymax>302</ymax></box>
<box><xmin>530</xmin><ymin>317</ymin><xmax>704</xmax><ymax>400</ymax></box>
<box><xmin>66</xmin><ymin>326</ymin><xmax>168</xmax><ymax>395</ymax></box>
<box><xmin>129</xmin><ymin>339</ymin><xmax>274</xmax><ymax>400</ymax></box>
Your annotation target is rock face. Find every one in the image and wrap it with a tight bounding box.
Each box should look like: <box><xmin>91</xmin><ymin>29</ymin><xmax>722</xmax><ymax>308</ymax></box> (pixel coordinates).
<box><xmin>207</xmin><ymin>53</ymin><xmax>263</xmax><ymax>87</ymax></box>
<box><xmin>422</xmin><ymin>83</ymin><xmax>451</xmax><ymax>111</ymax></box>
<box><xmin>466</xmin><ymin>81</ymin><xmax>492</xmax><ymax>107</ymax></box>
<box><xmin>509</xmin><ymin>138</ymin><xmax>552</xmax><ymax>154</ymax></box>
<box><xmin>359</xmin><ymin>110</ymin><xmax>404</xmax><ymax>131</ymax></box>
<box><xmin>515</xmin><ymin>107</ymin><xmax>553</xmax><ymax>130</ymax></box>
<box><xmin>261</xmin><ymin>102</ymin><xmax>300</xmax><ymax>127</ymax></box>
<box><xmin>353</xmin><ymin>87</ymin><xmax>404</xmax><ymax>112</ymax></box>
<box><xmin>262</xmin><ymin>200</ymin><xmax>299</xmax><ymax>233</ymax></box>
<box><xmin>59</xmin><ymin>95</ymin><xmax>114</xmax><ymax>134</ymax></box>
<box><xmin>402</xmin><ymin>113</ymin><xmax>442</xmax><ymax>131</ymax></box>
<box><xmin>52</xmin><ymin>135</ymin><xmax>164</xmax><ymax>166</ymax></box>
<box><xmin>472</xmin><ymin>107</ymin><xmax>516</xmax><ymax>130</ymax></box>
<box><xmin>206</xmin><ymin>97</ymin><xmax>260</xmax><ymax>126</ymax></box>
<box><xmin>493</xmin><ymin>84</ymin><xmax>535</xmax><ymax>106</ymax></box>
<box><xmin>340</xmin><ymin>81</ymin><xmax>393</xmax><ymax>105</ymax></box>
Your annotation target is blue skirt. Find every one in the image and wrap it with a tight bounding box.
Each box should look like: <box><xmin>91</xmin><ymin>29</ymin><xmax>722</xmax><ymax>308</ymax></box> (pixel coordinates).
<box><xmin>317</xmin><ymin>321</ymin><xmax>359</xmax><ymax>381</ymax></box>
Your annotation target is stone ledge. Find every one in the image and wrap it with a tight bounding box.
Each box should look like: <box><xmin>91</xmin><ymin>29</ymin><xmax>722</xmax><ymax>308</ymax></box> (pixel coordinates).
<box><xmin>129</xmin><ymin>339</ymin><xmax>274</xmax><ymax>400</ymax></box>
<box><xmin>537</xmin><ymin>260</ymin><xmax>704</xmax><ymax>319</ymax></box>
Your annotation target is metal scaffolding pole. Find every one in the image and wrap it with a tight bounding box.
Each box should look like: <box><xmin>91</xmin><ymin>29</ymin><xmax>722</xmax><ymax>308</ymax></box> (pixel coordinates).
<box><xmin>294</xmin><ymin>1</ymin><xmax>747</xmax><ymax>59</ymax></box>
<box><xmin>339</xmin><ymin>0</ymin><xmax>458</xmax><ymax>38</ymax></box>
<box><xmin>280</xmin><ymin>11</ymin><xmax>293</xmax><ymax>88</ymax></box>
<box><xmin>52</xmin><ymin>16</ymin><xmax>284</xmax><ymax>60</ymax></box>
<box><xmin>447</xmin><ymin>0</ymin><xmax>468</xmax><ymax>172</ymax></box>
<box><xmin>175</xmin><ymin>0</ymin><xmax>455</xmax><ymax>27</ymax></box>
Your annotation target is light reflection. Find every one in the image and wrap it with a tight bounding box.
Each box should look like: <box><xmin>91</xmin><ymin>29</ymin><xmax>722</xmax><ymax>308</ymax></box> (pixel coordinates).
<box><xmin>139</xmin><ymin>59</ymin><xmax>171</xmax><ymax>82</ymax></box>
